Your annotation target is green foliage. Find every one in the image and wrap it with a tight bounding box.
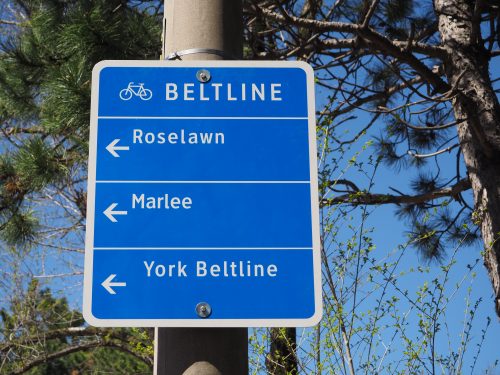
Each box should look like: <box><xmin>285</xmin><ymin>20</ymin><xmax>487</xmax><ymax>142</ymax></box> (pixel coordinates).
<box><xmin>14</xmin><ymin>138</ymin><xmax>68</xmax><ymax>190</ymax></box>
<box><xmin>1</xmin><ymin>210</ymin><xmax>39</xmax><ymax>246</ymax></box>
<box><xmin>374</xmin><ymin>134</ymin><xmax>404</xmax><ymax>169</ymax></box>
<box><xmin>0</xmin><ymin>0</ymin><xmax>496</xmax><ymax>373</ymax></box>
<box><xmin>410</xmin><ymin>173</ymin><xmax>441</xmax><ymax>194</ymax></box>
<box><xmin>250</xmin><ymin>188</ymin><xmax>490</xmax><ymax>373</ymax></box>
<box><xmin>0</xmin><ymin>0</ymin><xmax>161</xmax><ymax>246</ymax></box>
<box><xmin>0</xmin><ymin>2</ymin><xmax>160</xmax><ymax>371</ymax></box>
<box><xmin>367</xmin><ymin>64</ymin><xmax>400</xmax><ymax>93</ymax></box>
<box><xmin>0</xmin><ymin>279</ymin><xmax>152</xmax><ymax>374</ymax></box>
<box><xmin>377</xmin><ymin>0</ymin><xmax>435</xmax><ymax>39</ymax></box>
<box><xmin>384</xmin><ymin>0</ymin><xmax>414</xmax><ymax>24</ymax></box>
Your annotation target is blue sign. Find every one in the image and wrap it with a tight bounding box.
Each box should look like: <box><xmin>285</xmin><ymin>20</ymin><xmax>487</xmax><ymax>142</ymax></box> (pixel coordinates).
<box><xmin>83</xmin><ymin>61</ymin><xmax>322</xmax><ymax>327</ymax></box>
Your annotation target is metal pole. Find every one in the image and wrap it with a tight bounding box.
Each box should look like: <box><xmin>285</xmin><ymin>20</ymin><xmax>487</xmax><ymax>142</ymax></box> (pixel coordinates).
<box><xmin>156</xmin><ymin>1</ymin><xmax>247</xmax><ymax>374</ymax></box>
<box><xmin>156</xmin><ymin>327</ymin><xmax>248</xmax><ymax>374</ymax></box>
<box><xmin>163</xmin><ymin>0</ymin><xmax>242</xmax><ymax>61</ymax></box>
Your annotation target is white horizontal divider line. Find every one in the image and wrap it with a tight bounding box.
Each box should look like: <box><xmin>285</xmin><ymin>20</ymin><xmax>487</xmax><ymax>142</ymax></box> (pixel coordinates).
<box><xmin>98</xmin><ymin>116</ymin><xmax>308</xmax><ymax>120</ymax></box>
<box><xmin>94</xmin><ymin>247</ymin><xmax>313</xmax><ymax>250</ymax></box>
<box><xmin>96</xmin><ymin>180</ymin><xmax>310</xmax><ymax>184</ymax></box>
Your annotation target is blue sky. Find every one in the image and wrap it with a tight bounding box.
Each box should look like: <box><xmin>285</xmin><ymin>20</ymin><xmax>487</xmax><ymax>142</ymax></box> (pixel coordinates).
<box><xmin>307</xmin><ymin>52</ymin><xmax>500</xmax><ymax>373</ymax></box>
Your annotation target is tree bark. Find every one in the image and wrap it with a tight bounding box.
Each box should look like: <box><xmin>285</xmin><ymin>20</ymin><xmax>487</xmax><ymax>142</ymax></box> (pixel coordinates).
<box><xmin>434</xmin><ymin>0</ymin><xmax>500</xmax><ymax>315</ymax></box>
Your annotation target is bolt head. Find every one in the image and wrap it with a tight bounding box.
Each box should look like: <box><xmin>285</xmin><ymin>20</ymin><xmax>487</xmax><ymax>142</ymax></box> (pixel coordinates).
<box><xmin>196</xmin><ymin>69</ymin><xmax>211</xmax><ymax>83</ymax></box>
<box><xmin>196</xmin><ymin>302</ymin><xmax>212</xmax><ymax>318</ymax></box>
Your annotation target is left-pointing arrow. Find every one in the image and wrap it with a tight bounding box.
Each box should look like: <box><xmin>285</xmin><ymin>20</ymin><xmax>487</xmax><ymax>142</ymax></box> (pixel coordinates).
<box><xmin>103</xmin><ymin>203</ymin><xmax>128</xmax><ymax>223</ymax></box>
<box><xmin>101</xmin><ymin>274</ymin><xmax>126</xmax><ymax>294</ymax></box>
<box><xmin>106</xmin><ymin>138</ymin><xmax>130</xmax><ymax>157</ymax></box>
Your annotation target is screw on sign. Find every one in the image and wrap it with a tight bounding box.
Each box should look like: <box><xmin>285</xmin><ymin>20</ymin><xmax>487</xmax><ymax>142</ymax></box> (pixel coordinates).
<box><xmin>196</xmin><ymin>302</ymin><xmax>212</xmax><ymax>318</ymax></box>
<box><xmin>196</xmin><ymin>69</ymin><xmax>211</xmax><ymax>83</ymax></box>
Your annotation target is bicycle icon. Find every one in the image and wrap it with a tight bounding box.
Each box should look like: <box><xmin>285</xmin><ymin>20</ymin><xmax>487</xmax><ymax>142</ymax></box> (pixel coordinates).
<box><xmin>119</xmin><ymin>82</ymin><xmax>153</xmax><ymax>101</ymax></box>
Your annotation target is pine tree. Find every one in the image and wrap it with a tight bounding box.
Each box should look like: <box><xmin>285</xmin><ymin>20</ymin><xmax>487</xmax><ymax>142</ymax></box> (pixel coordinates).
<box><xmin>242</xmin><ymin>1</ymin><xmax>500</xmax><ymax>372</ymax></box>
<box><xmin>244</xmin><ymin>0</ymin><xmax>499</xmax><ymax>304</ymax></box>
<box><xmin>0</xmin><ymin>1</ymin><xmax>160</xmax><ymax>372</ymax></box>
<box><xmin>0</xmin><ymin>0</ymin><xmax>160</xmax><ymax>246</ymax></box>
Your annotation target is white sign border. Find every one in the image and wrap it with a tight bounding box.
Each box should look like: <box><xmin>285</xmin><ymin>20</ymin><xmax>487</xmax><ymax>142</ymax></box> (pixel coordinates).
<box><xmin>83</xmin><ymin>60</ymin><xmax>322</xmax><ymax>327</ymax></box>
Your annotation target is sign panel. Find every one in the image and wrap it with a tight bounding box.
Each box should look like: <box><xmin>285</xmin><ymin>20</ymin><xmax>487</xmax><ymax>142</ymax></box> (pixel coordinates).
<box><xmin>83</xmin><ymin>60</ymin><xmax>321</xmax><ymax>327</ymax></box>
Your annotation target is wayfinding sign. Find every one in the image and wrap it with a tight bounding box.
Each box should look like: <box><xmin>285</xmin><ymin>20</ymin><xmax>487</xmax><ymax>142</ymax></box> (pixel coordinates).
<box><xmin>83</xmin><ymin>60</ymin><xmax>321</xmax><ymax>327</ymax></box>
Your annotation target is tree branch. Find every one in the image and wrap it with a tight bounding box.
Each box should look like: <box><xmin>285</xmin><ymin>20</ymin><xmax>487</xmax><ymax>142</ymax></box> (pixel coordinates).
<box><xmin>1</xmin><ymin>326</ymin><xmax>128</xmax><ymax>353</ymax></box>
<box><xmin>245</xmin><ymin>1</ymin><xmax>359</xmax><ymax>33</ymax></box>
<box><xmin>323</xmin><ymin>178</ymin><xmax>471</xmax><ymax>206</ymax></box>
<box><xmin>0</xmin><ymin>19</ymin><xmax>22</xmax><ymax>26</ymax></box>
<box><xmin>320</xmin><ymin>37</ymin><xmax>446</xmax><ymax>57</ymax></box>
<box><xmin>408</xmin><ymin>144</ymin><xmax>459</xmax><ymax>159</ymax></box>
<box><xmin>361</xmin><ymin>0</ymin><xmax>381</xmax><ymax>28</ymax></box>
<box><xmin>319</xmin><ymin>76</ymin><xmax>425</xmax><ymax>117</ymax></box>
<box><xmin>248</xmin><ymin>3</ymin><xmax>449</xmax><ymax>92</ymax></box>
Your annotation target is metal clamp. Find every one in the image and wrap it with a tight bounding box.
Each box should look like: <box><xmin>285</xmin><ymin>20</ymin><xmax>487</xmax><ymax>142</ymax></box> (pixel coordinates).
<box><xmin>166</xmin><ymin>48</ymin><xmax>236</xmax><ymax>60</ymax></box>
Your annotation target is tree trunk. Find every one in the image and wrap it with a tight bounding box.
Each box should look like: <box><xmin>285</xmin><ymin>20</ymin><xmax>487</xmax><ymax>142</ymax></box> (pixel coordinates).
<box><xmin>434</xmin><ymin>0</ymin><xmax>500</xmax><ymax>315</ymax></box>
